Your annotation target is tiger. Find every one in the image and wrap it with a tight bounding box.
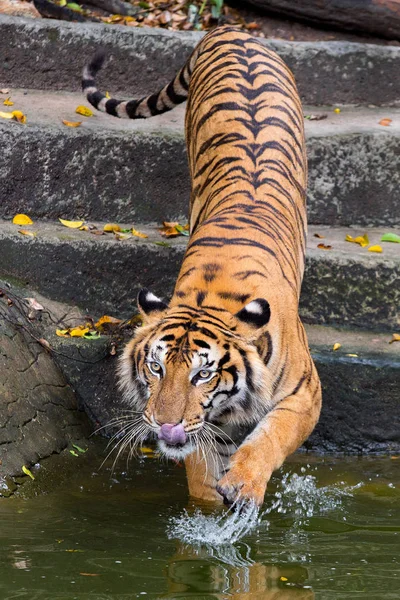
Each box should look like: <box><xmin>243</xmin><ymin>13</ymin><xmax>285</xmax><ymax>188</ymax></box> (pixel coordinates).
<box><xmin>82</xmin><ymin>25</ymin><xmax>322</xmax><ymax>507</ymax></box>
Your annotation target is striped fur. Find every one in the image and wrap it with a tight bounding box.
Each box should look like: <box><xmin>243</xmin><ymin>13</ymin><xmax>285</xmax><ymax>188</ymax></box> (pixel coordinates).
<box><xmin>84</xmin><ymin>26</ymin><xmax>322</xmax><ymax>506</ymax></box>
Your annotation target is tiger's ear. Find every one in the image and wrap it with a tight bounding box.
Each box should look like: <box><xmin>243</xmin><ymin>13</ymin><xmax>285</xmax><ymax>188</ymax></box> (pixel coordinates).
<box><xmin>137</xmin><ymin>288</ymin><xmax>168</xmax><ymax>323</ymax></box>
<box><xmin>235</xmin><ymin>299</ymin><xmax>271</xmax><ymax>335</ymax></box>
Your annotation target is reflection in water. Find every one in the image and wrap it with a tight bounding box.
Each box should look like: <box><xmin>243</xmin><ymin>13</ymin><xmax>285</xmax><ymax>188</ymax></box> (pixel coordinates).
<box><xmin>165</xmin><ymin>543</ymin><xmax>314</xmax><ymax>599</ymax></box>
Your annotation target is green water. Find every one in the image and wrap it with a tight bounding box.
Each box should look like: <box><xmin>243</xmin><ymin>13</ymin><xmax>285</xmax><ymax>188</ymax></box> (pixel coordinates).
<box><xmin>0</xmin><ymin>453</ymin><xmax>399</xmax><ymax>600</ymax></box>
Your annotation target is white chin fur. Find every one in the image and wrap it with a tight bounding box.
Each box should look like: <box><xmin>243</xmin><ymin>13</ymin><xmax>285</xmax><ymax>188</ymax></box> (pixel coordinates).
<box><xmin>157</xmin><ymin>439</ymin><xmax>195</xmax><ymax>460</ymax></box>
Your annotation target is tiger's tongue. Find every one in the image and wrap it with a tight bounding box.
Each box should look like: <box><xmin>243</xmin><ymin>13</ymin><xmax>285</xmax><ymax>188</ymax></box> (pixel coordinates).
<box><xmin>158</xmin><ymin>423</ymin><xmax>187</xmax><ymax>445</ymax></box>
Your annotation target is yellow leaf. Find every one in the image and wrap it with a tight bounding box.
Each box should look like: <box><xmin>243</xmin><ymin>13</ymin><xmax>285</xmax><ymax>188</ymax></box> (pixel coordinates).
<box><xmin>346</xmin><ymin>353</ymin><xmax>358</xmax><ymax>358</ymax></box>
<box><xmin>13</xmin><ymin>213</ymin><xmax>33</xmax><ymax>225</ymax></box>
<box><xmin>140</xmin><ymin>447</ymin><xmax>155</xmax><ymax>454</ymax></box>
<box><xmin>11</xmin><ymin>110</ymin><xmax>26</xmax><ymax>124</ymax></box>
<box><xmin>368</xmin><ymin>245</ymin><xmax>382</xmax><ymax>253</ymax></box>
<box><xmin>132</xmin><ymin>227</ymin><xmax>148</xmax><ymax>238</ymax></box>
<box><xmin>334</xmin><ymin>108</ymin><xmax>341</xmax><ymax>114</ymax></box>
<box><xmin>18</xmin><ymin>229</ymin><xmax>36</xmax><ymax>237</ymax></box>
<box><xmin>379</xmin><ymin>118</ymin><xmax>392</xmax><ymax>127</ymax></box>
<box><xmin>280</xmin><ymin>577</ymin><xmax>288</xmax><ymax>582</ymax></box>
<box><xmin>345</xmin><ymin>233</ymin><xmax>369</xmax><ymax>247</ymax></box>
<box><xmin>22</xmin><ymin>466</ymin><xmax>35</xmax><ymax>480</ymax></box>
<box><xmin>69</xmin><ymin>326</ymin><xmax>90</xmax><ymax>337</ymax></box>
<box><xmin>0</xmin><ymin>110</ymin><xmax>13</xmax><ymax>120</ymax></box>
<box><xmin>75</xmin><ymin>105</ymin><xmax>94</xmax><ymax>117</ymax></box>
<box><xmin>3</xmin><ymin>98</ymin><xmax>14</xmax><ymax>106</ymax></box>
<box><xmin>56</xmin><ymin>329</ymin><xmax>70</xmax><ymax>337</ymax></box>
<box><xmin>114</xmin><ymin>232</ymin><xmax>131</xmax><ymax>240</ymax></box>
<box><xmin>104</xmin><ymin>223</ymin><xmax>121</xmax><ymax>233</ymax></box>
<box><xmin>389</xmin><ymin>333</ymin><xmax>400</xmax><ymax>344</ymax></box>
<box><xmin>105</xmin><ymin>91</ymin><xmax>111</xmax><ymax>99</ymax></box>
<box><xmin>95</xmin><ymin>315</ymin><xmax>122</xmax><ymax>329</ymax></box>
<box><xmin>332</xmin><ymin>343</ymin><xmax>341</xmax><ymax>351</ymax></box>
<box><xmin>79</xmin><ymin>225</ymin><xmax>89</xmax><ymax>231</ymax></box>
<box><xmin>59</xmin><ymin>218</ymin><xmax>85</xmax><ymax>228</ymax></box>
<box><xmin>62</xmin><ymin>119</ymin><xmax>82</xmax><ymax>128</ymax></box>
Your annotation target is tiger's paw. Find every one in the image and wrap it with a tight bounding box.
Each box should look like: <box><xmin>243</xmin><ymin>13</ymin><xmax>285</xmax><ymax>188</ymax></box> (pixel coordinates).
<box><xmin>216</xmin><ymin>468</ymin><xmax>266</xmax><ymax>508</ymax></box>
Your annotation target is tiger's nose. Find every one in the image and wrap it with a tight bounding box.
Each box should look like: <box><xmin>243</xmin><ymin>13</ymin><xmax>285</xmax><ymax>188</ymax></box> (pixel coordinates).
<box><xmin>158</xmin><ymin>423</ymin><xmax>187</xmax><ymax>445</ymax></box>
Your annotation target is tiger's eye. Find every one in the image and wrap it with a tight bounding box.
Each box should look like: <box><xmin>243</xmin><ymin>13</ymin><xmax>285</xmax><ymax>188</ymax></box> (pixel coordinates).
<box><xmin>199</xmin><ymin>369</ymin><xmax>210</xmax><ymax>379</ymax></box>
<box><xmin>149</xmin><ymin>361</ymin><xmax>162</xmax><ymax>375</ymax></box>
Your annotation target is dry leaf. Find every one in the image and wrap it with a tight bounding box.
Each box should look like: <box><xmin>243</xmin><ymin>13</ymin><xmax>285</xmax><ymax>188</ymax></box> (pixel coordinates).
<box><xmin>345</xmin><ymin>233</ymin><xmax>369</xmax><ymax>247</ymax></box>
<box><xmin>13</xmin><ymin>213</ymin><xmax>33</xmax><ymax>225</ymax></box>
<box><xmin>3</xmin><ymin>98</ymin><xmax>14</xmax><ymax>106</ymax></box>
<box><xmin>95</xmin><ymin>315</ymin><xmax>122</xmax><ymax>330</ymax></box>
<box><xmin>56</xmin><ymin>329</ymin><xmax>70</xmax><ymax>337</ymax></box>
<box><xmin>38</xmin><ymin>338</ymin><xmax>51</xmax><ymax>351</ymax></box>
<box><xmin>389</xmin><ymin>333</ymin><xmax>400</xmax><ymax>344</ymax></box>
<box><xmin>332</xmin><ymin>343</ymin><xmax>341</xmax><ymax>351</ymax></box>
<box><xmin>304</xmin><ymin>114</ymin><xmax>328</xmax><ymax>121</ymax></box>
<box><xmin>314</xmin><ymin>233</ymin><xmax>325</xmax><ymax>239</ymax></box>
<box><xmin>62</xmin><ymin>119</ymin><xmax>82</xmax><ymax>128</ymax></box>
<box><xmin>75</xmin><ymin>105</ymin><xmax>94</xmax><ymax>117</ymax></box>
<box><xmin>132</xmin><ymin>228</ymin><xmax>148</xmax><ymax>238</ymax></box>
<box><xmin>90</xmin><ymin>229</ymin><xmax>105</xmax><ymax>236</ymax></box>
<box><xmin>379</xmin><ymin>118</ymin><xmax>392</xmax><ymax>127</ymax></box>
<box><xmin>59</xmin><ymin>218</ymin><xmax>85</xmax><ymax>228</ymax></box>
<box><xmin>18</xmin><ymin>229</ymin><xmax>36</xmax><ymax>237</ymax></box>
<box><xmin>0</xmin><ymin>88</ymin><xmax>10</xmax><ymax>94</ymax></box>
<box><xmin>104</xmin><ymin>223</ymin><xmax>121</xmax><ymax>233</ymax></box>
<box><xmin>317</xmin><ymin>243</ymin><xmax>332</xmax><ymax>250</ymax></box>
<box><xmin>25</xmin><ymin>298</ymin><xmax>44</xmax><ymax>311</ymax></box>
<box><xmin>368</xmin><ymin>245</ymin><xmax>383</xmax><ymax>253</ymax></box>
<box><xmin>80</xmin><ymin>573</ymin><xmax>100</xmax><ymax>577</ymax></box>
<box><xmin>114</xmin><ymin>232</ymin><xmax>131</xmax><ymax>240</ymax></box>
<box><xmin>79</xmin><ymin>225</ymin><xmax>89</xmax><ymax>231</ymax></box>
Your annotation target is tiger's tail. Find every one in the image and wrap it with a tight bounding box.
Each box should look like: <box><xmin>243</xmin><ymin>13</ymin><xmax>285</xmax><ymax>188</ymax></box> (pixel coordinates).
<box><xmin>82</xmin><ymin>48</ymin><xmax>198</xmax><ymax>120</ymax></box>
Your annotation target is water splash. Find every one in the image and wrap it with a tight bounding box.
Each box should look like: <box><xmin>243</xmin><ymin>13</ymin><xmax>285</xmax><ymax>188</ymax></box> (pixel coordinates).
<box><xmin>167</xmin><ymin>501</ymin><xmax>260</xmax><ymax>546</ymax></box>
<box><xmin>267</xmin><ymin>470</ymin><xmax>363</xmax><ymax>519</ymax></box>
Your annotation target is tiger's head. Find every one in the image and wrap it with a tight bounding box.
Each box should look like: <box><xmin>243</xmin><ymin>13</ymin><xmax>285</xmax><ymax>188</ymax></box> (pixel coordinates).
<box><xmin>118</xmin><ymin>289</ymin><xmax>272</xmax><ymax>460</ymax></box>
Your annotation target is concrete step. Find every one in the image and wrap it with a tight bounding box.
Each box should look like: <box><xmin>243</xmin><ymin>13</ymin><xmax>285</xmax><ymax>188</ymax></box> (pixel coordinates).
<box><xmin>0</xmin><ymin>220</ymin><xmax>398</xmax><ymax>331</ymax></box>
<box><xmin>1</xmin><ymin>89</ymin><xmax>400</xmax><ymax>227</ymax></box>
<box><xmin>1</xmin><ymin>15</ymin><xmax>400</xmax><ymax>106</ymax></box>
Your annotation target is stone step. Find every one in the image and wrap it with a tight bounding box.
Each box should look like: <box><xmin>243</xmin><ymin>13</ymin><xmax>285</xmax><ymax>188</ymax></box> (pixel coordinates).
<box><xmin>1</xmin><ymin>89</ymin><xmax>400</xmax><ymax>227</ymax></box>
<box><xmin>48</xmin><ymin>315</ymin><xmax>400</xmax><ymax>455</ymax></box>
<box><xmin>1</xmin><ymin>15</ymin><xmax>400</xmax><ymax>106</ymax></box>
<box><xmin>0</xmin><ymin>220</ymin><xmax>398</xmax><ymax>331</ymax></box>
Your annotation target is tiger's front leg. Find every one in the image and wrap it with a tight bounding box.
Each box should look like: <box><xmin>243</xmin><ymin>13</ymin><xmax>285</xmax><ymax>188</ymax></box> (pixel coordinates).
<box><xmin>216</xmin><ymin>383</ymin><xmax>322</xmax><ymax>507</ymax></box>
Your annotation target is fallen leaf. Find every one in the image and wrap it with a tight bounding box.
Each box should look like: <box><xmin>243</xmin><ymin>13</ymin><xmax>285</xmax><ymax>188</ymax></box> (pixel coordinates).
<box><xmin>13</xmin><ymin>213</ymin><xmax>33</xmax><ymax>225</ymax></box>
<box><xmin>59</xmin><ymin>218</ymin><xmax>85</xmax><ymax>228</ymax></box>
<box><xmin>3</xmin><ymin>98</ymin><xmax>14</xmax><ymax>106</ymax></box>
<box><xmin>368</xmin><ymin>245</ymin><xmax>382</xmax><ymax>253</ymax></box>
<box><xmin>0</xmin><ymin>110</ymin><xmax>13</xmax><ymax>120</ymax></box>
<box><xmin>22</xmin><ymin>466</ymin><xmax>35</xmax><ymax>480</ymax></box>
<box><xmin>72</xmin><ymin>444</ymin><xmax>87</xmax><ymax>453</ymax></box>
<box><xmin>389</xmin><ymin>333</ymin><xmax>400</xmax><ymax>344</ymax></box>
<box><xmin>114</xmin><ymin>232</ymin><xmax>131</xmax><ymax>240</ymax></box>
<box><xmin>95</xmin><ymin>315</ymin><xmax>122</xmax><ymax>329</ymax></box>
<box><xmin>314</xmin><ymin>233</ymin><xmax>325</xmax><ymax>239</ymax></box>
<box><xmin>346</xmin><ymin>353</ymin><xmax>358</xmax><ymax>357</ymax></box>
<box><xmin>379</xmin><ymin>118</ymin><xmax>392</xmax><ymax>126</ymax></box>
<box><xmin>18</xmin><ymin>229</ymin><xmax>36</xmax><ymax>237</ymax></box>
<box><xmin>0</xmin><ymin>88</ymin><xmax>10</xmax><ymax>94</ymax></box>
<box><xmin>38</xmin><ymin>338</ymin><xmax>51</xmax><ymax>351</ymax></box>
<box><xmin>79</xmin><ymin>225</ymin><xmax>89</xmax><ymax>231</ymax></box>
<box><xmin>280</xmin><ymin>577</ymin><xmax>288</xmax><ymax>582</ymax></box>
<box><xmin>132</xmin><ymin>227</ymin><xmax>148</xmax><ymax>238</ymax></box>
<box><xmin>345</xmin><ymin>233</ymin><xmax>369</xmax><ymax>247</ymax></box>
<box><xmin>75</xmin><ymin>105</ymin><xmax>94</xmax><ymax>117</ymax></box>
<box><xmin>80</xmin><ymin>573</ymin><xmax>100</xmax><ymax>577</ymax></box>
<box><xmin>129</xmin><ymin>314</ymin><xmax>144</xmax><ymax>328</ymax></box>
<box><xmin>317</xmin><ymin>243</ymin><xmax>332</xmax><ymax>250</ymax></box>
<box><xmin>304</xmin><ymin>114</ymin><xmax>327</xmax><ymax>121</ymax></box>
<box><xmin>140</xmin><ymin>447</ymin><xmax>155</xmax><ymax>454</ymax></box>
<box><xmin>104</xmin><ymin>223</ymin><xmax>121</xmax><ymax>233</ymax></box>
<box><xmin>381</xmin><ymin>233</ymin><xmax>400</xmax><ymax>243</ymax></box>
<box><xmin>105</xmin><ymin>91</ymin><xmax>111</xmax><ymax>99</ymax></box>
<box><xmin>155</xmin><ymin>241</ymin><xmax>171</xmax><ymax>247</ymax></box>
<box><xmin>332</xmin><ymin>343</ymin><xmax>341</xmax><ymax>351</ymax></box>
<box><xmin>83</xmin><ymin>331</ymin><xmax>101</xmax><ymax>339</ymax></box>
<box><xmin>67</xmin><ymin>2</ymin><xmax>84</xmax><ymax>12</ymax></box>
<box><xmin>69</xmin><ymin>326</ymin><xmax>90</xmax><ymax>337</ymax></box>
<box><xmin>25</xmin><ymin>298</ymin><xmax>44</xmax><ymax>311</ymax></box>
<box><xmin>56</xmin><ymin>329</ymin><xmax>70</xmax><ymax>337</ymax></box>
<box><xmin>10</xmin><ymin>110</ymin><xmax>26</xmax><ymax>124</ymax></box>
<box><xmin>334</xmin><ymin>108</ymin><xmax>341</xmax><ymax>114</ymax></box>
<box><xmin>175</xmin><ymin>224</ymin><xmax>189</xmax><ymax>236</ymax></box>
<box><xmin>70</xmin><ymin>450</ymin><xmax>79</xmax><ymax>457</ymax></box>
<box><xmin>62</xmin><ymin>119</ymin><xmax>82</xmax><ymax>128</ymax></box>
<box><xmin>90</xmin><ymin>230</ymin><xmax>105</xmax><ymax>236</ymax></box>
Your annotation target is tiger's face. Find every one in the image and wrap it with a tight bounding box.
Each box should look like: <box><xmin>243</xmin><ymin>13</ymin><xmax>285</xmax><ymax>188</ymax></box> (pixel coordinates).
<box><xmin>118</xmin><ymin>289</ymin><xmax>272</xmax><ymax>461</ymax></box>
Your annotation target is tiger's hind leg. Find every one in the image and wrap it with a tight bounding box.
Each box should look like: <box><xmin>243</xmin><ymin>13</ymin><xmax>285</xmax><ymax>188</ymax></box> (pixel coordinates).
<box><xmin>216</xmin><ymin>376</ymin><xmax>322</xmax><ymax>507</ymax></box>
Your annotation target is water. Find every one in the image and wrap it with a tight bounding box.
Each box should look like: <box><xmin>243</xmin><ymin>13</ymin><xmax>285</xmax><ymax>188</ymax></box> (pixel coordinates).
<box><xmin>0</xmin><ymin>453</ymin><xmax>399</xmax><ymax>599</ymax></box>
